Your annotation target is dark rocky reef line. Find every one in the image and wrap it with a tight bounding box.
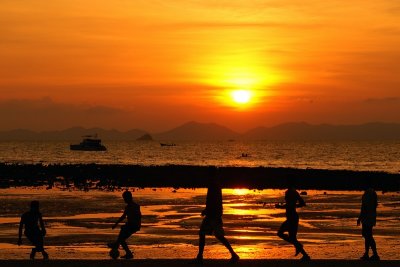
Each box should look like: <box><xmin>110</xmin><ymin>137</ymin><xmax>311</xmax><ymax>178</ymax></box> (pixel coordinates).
<box><xmin>0</xmin><ymin>163</ymin><xmax>399</xmax><ymax>191</ymax></box>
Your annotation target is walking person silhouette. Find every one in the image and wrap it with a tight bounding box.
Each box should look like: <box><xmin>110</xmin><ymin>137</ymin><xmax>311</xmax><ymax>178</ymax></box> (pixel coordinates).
<box><xmin>17</xmin><ymin>201</ymin><xmax>49</xmax><ymax>260</ymax></box>
<box><xmin>357</xmin><ymin>187</ymin><xmax>380</xmax><ymax>261</ymax></box>
<box><xmin>108</xmin><ymin>191</ymin><xmax>141</xmax><ymax>259</ymax></box>
<box><xmin>191</xmin><ymin>167</ymin><xmax>239</xmax><ymax>264</ymax></box>
<box><xmin>276</xmin><ymin>183</ymin><xmax>310</xmax><ymax>261</ymax></box>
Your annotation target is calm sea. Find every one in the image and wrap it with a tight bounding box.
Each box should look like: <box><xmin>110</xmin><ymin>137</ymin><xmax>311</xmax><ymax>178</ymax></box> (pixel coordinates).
<box><xmin>0</xmin><ymin>140</ymin><xmax>399</xmax><ymax>173</ymax></box>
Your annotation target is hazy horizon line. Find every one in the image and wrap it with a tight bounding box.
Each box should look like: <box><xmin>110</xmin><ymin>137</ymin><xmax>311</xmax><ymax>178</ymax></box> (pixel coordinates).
<box><xmin>2</xmin><ymin>120</ymin><xmax>400</xmax><ymax>135</ymax></box>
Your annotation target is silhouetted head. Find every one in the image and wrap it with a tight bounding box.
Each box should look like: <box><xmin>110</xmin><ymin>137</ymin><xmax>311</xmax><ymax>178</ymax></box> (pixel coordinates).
<box><xmin>122</xmin><ymin>191</ymin><xmax>133</xmax><ymax>203</ymax></box>
<box><xmin>286</xmin><ymin>177</ymin><xmax>296</xmax><ymax>190</ymax></box>
<box><xmin>207</xmin><ymin>166</ymin><xmax>218</xmax><ymax>178</ymax></box>
<box><xmin>363</xmin><ymin>185</ymin><xmax>374</xmax><ymax>192</ymax></box>
<box><xmin>362</xmin><ymin>177</ymin><xmax>374</xmax><ymax>192</ymax></box>
<box><xmin>206</xmin><ymin>166</ymin><xmax>221</xmax><ymax>189</ymax></box>
<box><xmin>30</xmin><ymin>201</ymin><xmax>40</xmax><ymax>212</ymax></box>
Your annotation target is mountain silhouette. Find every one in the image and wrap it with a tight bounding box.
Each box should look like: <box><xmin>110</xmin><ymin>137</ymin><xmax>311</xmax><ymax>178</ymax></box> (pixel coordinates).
<box><xmin>243</xmin><ymin>122</ymin><xmax>400</xmax><ymax>140</ymax></box>
<box><xmin>1</xmin><ymin>121</ymin><xmax>400</xmax><ymax>141</ymax></box>
<box><xmin>154</xmin><ymin>121</ymin><xmax>240</xmax><ymax>141</ymax></box>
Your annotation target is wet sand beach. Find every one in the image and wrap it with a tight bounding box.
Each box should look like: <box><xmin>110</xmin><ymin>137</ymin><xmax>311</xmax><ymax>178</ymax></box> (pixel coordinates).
<box><xmin>1</xmin><ymin>188</ymin><xmax>399</xmax><ymax>260</ymax></box>
<box><xmin>0</xmin><ymin>259</ymin><xmax>400</xmax><ymax>267</ymax></box>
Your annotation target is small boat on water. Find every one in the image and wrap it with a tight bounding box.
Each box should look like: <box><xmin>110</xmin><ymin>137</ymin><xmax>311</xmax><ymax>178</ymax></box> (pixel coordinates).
<box><xmin>160</xmin><ymin>142</ymin><xmax>176</xmax><ymax>147</ymax></box>
<box><xmin>70</xmin><ymin>135</ymin><xmax>107</xmax><ymax>151</ymax></box>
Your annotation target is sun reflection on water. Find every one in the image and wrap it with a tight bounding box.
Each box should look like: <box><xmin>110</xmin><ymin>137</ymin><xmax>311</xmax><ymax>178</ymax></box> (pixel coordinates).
<box><xmin>231</xmin><ymin>188</ymin><xmax>251</xmax><ymax>195</ymax></box>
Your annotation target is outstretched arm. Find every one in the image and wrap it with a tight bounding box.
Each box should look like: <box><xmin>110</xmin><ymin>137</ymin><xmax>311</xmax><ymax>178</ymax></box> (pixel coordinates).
<box><xmin>39</xmin><ymin>214</ymin><xmax>46</xmax><ymax>236</ymax></box>
<box><xmin>18</xmin><ymin>218</ymin><xmax>23</xmax><ymax>245</ymax></box>
<box><xmin>357</xmin><ymin>203</ymin><xmax>365</xmax><ymax>226</ymax></box>
<box><xmin>112</xmin><ymin>211</ymin><xmax>126</xmax><ymax>229</ymax></box>
<box><xmin>201</xmin><ymin>207</ymin><xmax>207</xmax><ymax>216</ymax></box>
<box><xmin>275</xmin><ymin>202</ymin><xmax>286</xmax><ymax>209</ymax></box>
<box><xmin>296</xmin><ymin>195</ymin><xmax>306</xmax><ymax>208</ymax></box>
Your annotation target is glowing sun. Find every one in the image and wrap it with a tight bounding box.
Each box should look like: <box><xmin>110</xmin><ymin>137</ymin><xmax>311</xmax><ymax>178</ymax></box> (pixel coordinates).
<box><xmin>232</xmin><ymin>90</ymin><xmax>251</xmax><ymax>104</ymax></box>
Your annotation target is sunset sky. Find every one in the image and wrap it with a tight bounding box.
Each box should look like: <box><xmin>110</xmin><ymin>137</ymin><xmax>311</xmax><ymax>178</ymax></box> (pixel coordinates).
<box><xmin>1</xmin><ymin>0</ymin><xmax>399</xmax><ymax>132</ymax></box>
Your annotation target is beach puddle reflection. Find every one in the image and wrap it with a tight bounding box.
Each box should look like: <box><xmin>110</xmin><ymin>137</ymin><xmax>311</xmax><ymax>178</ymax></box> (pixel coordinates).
<box><xmin>0</xmin><ymin>188</ymin><xmax>399</xmax><ymax>259</ymax></box>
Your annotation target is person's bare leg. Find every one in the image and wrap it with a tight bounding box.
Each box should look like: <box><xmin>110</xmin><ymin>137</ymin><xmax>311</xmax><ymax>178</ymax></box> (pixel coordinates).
<box><xmin>189</xmin><ymin>233</ymin><xmax>205</xmax><ymax>264</ymax></box>
<box><xmin>288</xmin><ymin>231</ymin><xmax>306</xmax><ymax>256</ymax></box>
<box><xmin>370</xmin><ymin>237</ymin><xmax>377</xmax><ymax>255</ymax></box>
<box><xmin>41</xmin><ymin>250</ymin><xmax>49</xmax><ymax>260</ymax></box>
<box><xmin>118</xmin><ymin>238</ymin><xmax>133</xmax><ymax>259</ymax></box>
<box><xmin>197</xmin><ymin>233</ymin><xmax>205</xmax><ymax>259</ymax></box>
<box><xmin>368</xmin><ymin>230</ymin><xmax>379</xmax><ymax>260</ymax></box>
<box><xmin>215</xmin><ymin>235</ymin><xmax>239</xmax><ymax>262</ymax></box>
<box><xmin>277</xmin><ymin>221</ymin><xmax>291</xmax><ymax>243</ymax></box>
<box><xmin>30</xmin><ymin>248</ymin><xmax>36</xmax><ymax>260</ymax></box>
<box><xmin>364</xmin><ymin>236</ymin><xmax>370</xmax><ymax>256</ymax></box>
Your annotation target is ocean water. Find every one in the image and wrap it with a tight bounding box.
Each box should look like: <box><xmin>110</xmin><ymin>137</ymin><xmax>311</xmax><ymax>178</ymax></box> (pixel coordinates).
<box><xmin>0</xmin><ymin>140</ymin><xmax>399</xmax><ymax>173</ymax></box>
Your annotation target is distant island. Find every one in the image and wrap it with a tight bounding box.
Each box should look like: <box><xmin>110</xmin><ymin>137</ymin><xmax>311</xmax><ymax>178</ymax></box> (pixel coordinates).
<box><xmin>136</xmin><ymin>133</ymin><xmax>153</xmax><ymax>141</ymax></box>
<box><xmin>1</xmin><ymin>121</ymin><xmax>400</xmax><ymax>141</ymax></box>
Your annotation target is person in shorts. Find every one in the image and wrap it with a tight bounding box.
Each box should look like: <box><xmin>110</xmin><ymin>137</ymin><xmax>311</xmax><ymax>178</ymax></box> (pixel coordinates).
<box><xmin>18</xmin><ymin>201</ymin><xmax>49</xmax><ymax>260</ymax></box>
<box><xmin>191</xmin><ymin>167</ymin><xmax>239</xmax><ymax>264</ymax></box>
<box><xmin>276</xmin><ymin>185</ymin><xmax>310</xmax><ymax>261</ymax></box>
<box><xmin>357</xmin><ymin>187</ymin><xmax>379</xmax><ymax>261</ymax></box>
<box><xmin>109</xmin><ymin>191</ymin><xmax>141</xmax><ymax>259</ymax></box>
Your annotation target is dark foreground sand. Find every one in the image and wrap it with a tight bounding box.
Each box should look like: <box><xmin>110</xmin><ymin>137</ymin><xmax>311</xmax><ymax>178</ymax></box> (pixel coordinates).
<box><xmin>1</xmin><ymin>260</ymin><xmax>399</xmax><ymax>267</ymax></box>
